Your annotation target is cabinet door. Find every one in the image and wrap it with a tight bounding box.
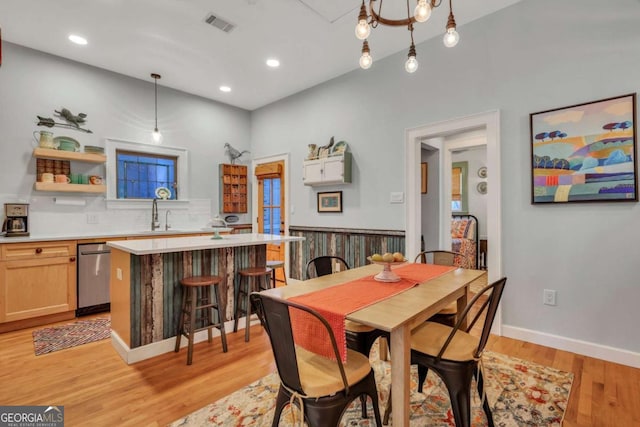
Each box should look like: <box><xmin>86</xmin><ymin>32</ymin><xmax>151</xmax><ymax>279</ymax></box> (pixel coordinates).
<box><xmin>302</xmin><ymin>159</ymin><xmax>323</xmax><ymax>184</ymax></box>
<box><xmin>322</xmin><ymin>157</ymin><xmax>345</xmax><ymax>182</ymax></box>
<box><xmin>0</xmin><ymin>256</ymin><xmax>76</xmax><ymax>322</ymax></box>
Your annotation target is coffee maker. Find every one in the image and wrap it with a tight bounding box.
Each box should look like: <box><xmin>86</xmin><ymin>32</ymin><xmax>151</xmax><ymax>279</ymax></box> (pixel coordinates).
<box><xmin>2</xmin><ymin>203</ymin><xmax>30</xmax><ymax>237</ymax></box>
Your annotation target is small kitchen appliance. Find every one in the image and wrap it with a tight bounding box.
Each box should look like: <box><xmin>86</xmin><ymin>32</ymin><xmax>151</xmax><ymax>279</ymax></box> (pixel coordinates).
<box><xmin>2</xmin><ymin>203</ymin><xmax>30</xmax><ymax>237</ymax></box>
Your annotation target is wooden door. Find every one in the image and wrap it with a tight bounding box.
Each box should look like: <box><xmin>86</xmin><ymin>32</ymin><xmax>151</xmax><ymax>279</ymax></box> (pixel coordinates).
<box><xmin>255</xmin><ymin>161</ymin><xmax>285</xmax><ymax>281</ymax></box>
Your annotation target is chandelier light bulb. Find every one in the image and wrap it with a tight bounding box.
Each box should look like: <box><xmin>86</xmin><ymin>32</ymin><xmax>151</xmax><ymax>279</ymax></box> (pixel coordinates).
<box><xmin>443</xmin><ymin>27</ymin><xmax>459</xmax><ymax>47</ymax></box>
<box><xmin>414</xmin><ymin>0</ymin><xmax>432</xmax><ymax>23</ymax></box>
<box><xmin>359</xmin><ymin>52</ymin><xmax>373</xmax><ymax>69</ymax></box>
<box><xmin>355</xmin><ymin>19</ymin><xmax>371</xmax><ymax>40</ymax></box>
<box><xmin>405</xmin><ymin>55</ymin><xmax>418</xmax><ymax>73</ymax></box>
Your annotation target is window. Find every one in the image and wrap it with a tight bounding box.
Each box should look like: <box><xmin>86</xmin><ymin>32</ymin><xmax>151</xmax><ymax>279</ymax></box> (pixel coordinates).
<box><xmin>105</xmin><ymin>138</ymin><xmax>189</xmax><ymax>206</ymax></box>
<box><xmin>451</xmin><ymin>161</ymin><xmax>468</xmax><ymax>213</ymax></box>
<box><xmin>116</xmin><ymin>150</ymin><xmax>177</xmax><ymax>199</ymax></box>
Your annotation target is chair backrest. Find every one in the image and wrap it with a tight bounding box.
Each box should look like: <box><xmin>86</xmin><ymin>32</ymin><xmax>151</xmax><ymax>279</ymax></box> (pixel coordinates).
<box><xmin>414</xmin><ymin>250</ymin><xmax>468</xmax><ymax>267</ymax></box>
<box><xmin>250</xmin><ymin>292</ymin><xmax>350</xmax><ymax>395</ymax></box>
<box><xmin>306</xmin><ymin>256</ymin><xmax>350</xmax><ymax>279</ymax></box>
<box><xmin>436</xmin><ymin>277</ymin><xmax>507</xmax><ymax>360</ymax></box>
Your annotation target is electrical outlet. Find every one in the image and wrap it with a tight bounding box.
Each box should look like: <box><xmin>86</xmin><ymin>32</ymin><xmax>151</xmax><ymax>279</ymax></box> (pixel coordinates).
<box><xmin>543</xmin><ymin>289</ymin><xmax>557</xmax><ymax>306</ymax></box>
<box><xmin>86</xmin><ymin>214</ymin><xmax>99</xmax><ymax>224</ymax></box>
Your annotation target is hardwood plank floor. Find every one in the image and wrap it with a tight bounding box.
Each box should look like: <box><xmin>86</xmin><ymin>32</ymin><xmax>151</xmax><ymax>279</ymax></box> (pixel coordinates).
<box><xmin>0</xmin><ymin>316</ymin><xmax>638</xmax><ymax>427</ymax></box>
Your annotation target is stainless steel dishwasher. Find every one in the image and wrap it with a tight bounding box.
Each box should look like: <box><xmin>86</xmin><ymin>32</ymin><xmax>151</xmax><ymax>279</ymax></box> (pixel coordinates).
<box><xmin>77</xmin><ymin>243</ymin><xmax>111</xmax><ymax>316</ymax></box>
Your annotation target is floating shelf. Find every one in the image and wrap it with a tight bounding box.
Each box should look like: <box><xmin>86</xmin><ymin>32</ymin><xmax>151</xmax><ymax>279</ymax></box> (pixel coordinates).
<box><xmin>34</xmin><ymin>182</ymin><xmax>106</xmax><ymax>193</ymax></box>
<box><xmin>33</xmin><ymin>148</ymin><xmax>106</xmax><ymax>163</ymax></box>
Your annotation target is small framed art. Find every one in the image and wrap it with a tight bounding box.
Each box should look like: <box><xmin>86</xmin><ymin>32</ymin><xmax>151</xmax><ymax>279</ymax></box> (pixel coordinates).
<box><xmin>421</xmin><ymin>162</ymin><xmax>428</xmax><ymax>194</ymax></box>
<box><xmin>317</xmin><ymin>191</ymin><xmax>342</xmax><ymax>213</ymax></box>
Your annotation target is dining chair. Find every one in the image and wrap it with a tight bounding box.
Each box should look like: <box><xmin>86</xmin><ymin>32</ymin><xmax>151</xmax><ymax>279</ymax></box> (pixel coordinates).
<box><xmin>410</xmin><ymin>277</ymin><xmax>506</xmax><ymax>427</ymax></box>
<box><xmin>414</xmin><ymin>250</ymin><xmax>469</xmax><ymax>327</ymax></box>
<box><xmin>250</xmin><ymin>292</ymin><xmax>383</xmax><ymax>427</ymax></box>
<box><xmin>306</xmin><ymin>255</ymin><xmax>389</xmax><ymax>418</ymax></box>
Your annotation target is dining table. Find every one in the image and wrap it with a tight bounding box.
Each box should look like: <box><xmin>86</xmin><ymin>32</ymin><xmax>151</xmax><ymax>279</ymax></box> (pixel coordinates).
<box><xmin>260</xmin><ymin>262</ymin><xmax>488</xmax><ymax>427</ymax></box>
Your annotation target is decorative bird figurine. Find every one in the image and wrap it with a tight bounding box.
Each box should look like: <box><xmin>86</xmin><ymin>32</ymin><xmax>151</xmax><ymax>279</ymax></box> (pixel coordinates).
<box><xmin>54</xmin><ymin>108</ymin><xmax>87</xmax><ymax>127</ymax></box>
<box><xmin>317</xmin><ymin>136</ymin><xmax>335</xmax><ymax>158</ymax></box>
<box><xmin>224</xmin><ymin>143</ymin><xmax>250</xmax><ymax>164</ymax></box>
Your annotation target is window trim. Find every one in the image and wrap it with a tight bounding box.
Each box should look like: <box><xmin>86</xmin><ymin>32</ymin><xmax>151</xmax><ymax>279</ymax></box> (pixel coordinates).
<box><xmin>105</xmin><ymin>138</ymin><xmax>190</xmax><ymax>209</ymax></box>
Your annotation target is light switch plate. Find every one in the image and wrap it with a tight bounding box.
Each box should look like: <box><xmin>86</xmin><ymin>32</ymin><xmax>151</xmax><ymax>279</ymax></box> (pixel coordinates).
<box><xmin>390</xmin><ymin>192</ymin><xmax>404</xmax><ymax>204</ymax></box>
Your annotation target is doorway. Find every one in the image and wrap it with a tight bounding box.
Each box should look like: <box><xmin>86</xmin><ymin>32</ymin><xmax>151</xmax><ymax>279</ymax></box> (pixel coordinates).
<box><xmin>252</xmin><ymin>154</ymin><xmax>290</xmax><ymax>282</ymax></box>
<box><xmin>405</xmin><ymin>110</ymin><xmax>502</xmax><ymax>331</ymax></box>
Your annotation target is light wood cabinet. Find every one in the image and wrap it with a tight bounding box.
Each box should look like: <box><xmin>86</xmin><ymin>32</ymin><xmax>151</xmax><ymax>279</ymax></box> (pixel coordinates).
<box><xmin>219</xmin><ymin>164</ymin><xmax>248</xmax><ymax>213</ymax></box>
<box><xmin>0</xmin><ymin>241</ymin><xmax>77</xmax><ymax>323</ymax></box>
<box><xmin>302</xmin><ymin>152</ymin><xmax>352</xmax><ymax>186</ymax></box>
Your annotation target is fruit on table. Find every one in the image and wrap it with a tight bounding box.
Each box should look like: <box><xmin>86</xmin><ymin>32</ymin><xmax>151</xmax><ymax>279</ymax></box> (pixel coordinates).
<box><xmin>382</xmin><ymin>252</ymin><xmax>395</xmax><ymax>262</ymax></box>
<box><xmin>371</xmin><ymin>253</ymin><xmax>383</xmax><ymax>262</ymax></box>
<box><xmin>393</xmin><ymin>252</ymin><xmax>405</xmax><ymax>262</ymax></box>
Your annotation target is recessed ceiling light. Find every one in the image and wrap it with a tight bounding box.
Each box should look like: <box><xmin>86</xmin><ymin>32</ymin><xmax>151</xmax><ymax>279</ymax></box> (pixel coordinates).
<box><xmin>219</xmin><ymin>86</ymin><xmax>231</xmax><ymax>93</ymax></box>
<box><xmin>68</xmin><ymin>34</ymin><xmax>88</xmax><ymax>45</ymax></box>
<box><xmin>266</xmin><ymin>58</ymin><xmax>280</xmax><ymax>68</ymax></box>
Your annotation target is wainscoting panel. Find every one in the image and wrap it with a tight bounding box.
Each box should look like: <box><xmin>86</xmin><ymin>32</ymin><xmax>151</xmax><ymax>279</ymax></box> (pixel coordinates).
<box><xmin>289</xmin><ymin>226</ymin><xmax>405</xmax><ymax>280</ymax></box>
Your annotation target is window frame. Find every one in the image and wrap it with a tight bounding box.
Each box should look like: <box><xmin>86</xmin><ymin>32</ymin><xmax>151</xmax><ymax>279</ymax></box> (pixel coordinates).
<box><xmin>105</xmin><ymin>138</ymin><xmax>190</xmax><ymax>209</ymax></box>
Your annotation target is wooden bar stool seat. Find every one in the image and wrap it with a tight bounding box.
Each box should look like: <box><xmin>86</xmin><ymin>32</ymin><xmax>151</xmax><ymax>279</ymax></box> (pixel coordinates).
<box><xmin>233</xmin><ymin>267</ymin><xmax>272</xmax><ymax>342</ymax></box>
<box><xmin>174</xmin><ymin>275</ymin><xmax>228</xmax><ymax>365</ymax></box>
<box><xmin>266</xmin><ymin>260</ymin><xmax>288</xmax><ymax>288</ymax></box>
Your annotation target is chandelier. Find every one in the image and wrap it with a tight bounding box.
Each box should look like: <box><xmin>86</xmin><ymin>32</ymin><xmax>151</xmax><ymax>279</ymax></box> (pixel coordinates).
<box><xmin>355</xmin><ymin>0</ymin><xmax>459</xmax><ymax>73</ymax></box>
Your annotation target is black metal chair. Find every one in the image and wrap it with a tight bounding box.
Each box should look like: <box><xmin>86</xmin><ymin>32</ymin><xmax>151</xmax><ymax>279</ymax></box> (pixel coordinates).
<box><xmin>305</xmin><ymin>255</ymin><xmax>389</xmax><ymax>418</ymax></box>
<box><xmin>250</xmin><ymin>292</ymin><xmax>383</xmax><ymax>427</ymax></box>
<box><xmin>410</xmin><ymin>277</ymin><xmax>507</xmax><ymax>427</ymax></box>
<box><xmin>414</xmin><ymin>250</ymin><xmax>470</xmax><ymax>327</ymax></box>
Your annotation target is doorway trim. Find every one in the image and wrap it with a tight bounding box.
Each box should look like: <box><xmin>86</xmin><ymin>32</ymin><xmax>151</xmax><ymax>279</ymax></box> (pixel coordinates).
<box><xmin>251</xmin><ymin>153</ymin><xmax>291</xmax><ymax>272</ymax></box>
<box><xmin>404</xmin><ymin>110</ymin><xmax>503</xmax><ymax>331</ymax></box>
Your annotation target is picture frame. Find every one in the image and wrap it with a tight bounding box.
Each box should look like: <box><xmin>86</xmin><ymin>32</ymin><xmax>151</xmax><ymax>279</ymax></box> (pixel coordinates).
<box><xmin>317</xmin><ymin>191</ymin><xmax>342</xmax><ymax>213</ymax></box>
<box><xmin>421</xmin><ymin>162</ymin><xmax>428</xmax><ymax>194</ymax></box>
<box><xmin>530</xmin><ymin>93</ymin><xmax>637</xmax><ymax>204</ymax></box>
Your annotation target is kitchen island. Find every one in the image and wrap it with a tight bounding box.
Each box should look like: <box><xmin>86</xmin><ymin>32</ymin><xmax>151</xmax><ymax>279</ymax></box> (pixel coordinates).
<box><xmin>107</xmin><ymin>233</ymin><xmax>303</xmax><ymax>363</ymax></box>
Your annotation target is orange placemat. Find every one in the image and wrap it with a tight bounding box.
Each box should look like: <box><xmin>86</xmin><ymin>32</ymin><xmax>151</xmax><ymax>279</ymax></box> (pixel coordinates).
<box><xmin>289</xmin><ymin>263</ymin><xmax>456</xmax><ymax>361</ymax></box>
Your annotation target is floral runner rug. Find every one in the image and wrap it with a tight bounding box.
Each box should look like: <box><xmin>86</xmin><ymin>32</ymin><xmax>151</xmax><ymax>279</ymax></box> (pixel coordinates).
<box><xmin>32</xmin><ymin>317</ymin><xmax>111</xmax><ymax>356</ymax></box>
<box><xmin>169</xmin><ymin>348</ymin><xmax>573</xmax><ymax>427</ymax></box>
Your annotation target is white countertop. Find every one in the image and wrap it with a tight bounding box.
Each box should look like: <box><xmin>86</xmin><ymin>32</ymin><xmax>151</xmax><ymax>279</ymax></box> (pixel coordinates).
<box><xmin>107</xmin><ymin>233</ymin><xmax>304</xmax><ymax>255</ymax></box>
<box><xmin>0</xmin><ymin>227</ymin><xmax>240</xmax><ymax>244</ymax></box>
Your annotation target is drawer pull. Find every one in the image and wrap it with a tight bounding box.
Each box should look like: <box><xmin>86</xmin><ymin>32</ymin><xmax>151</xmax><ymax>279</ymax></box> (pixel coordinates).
<box><xmin>69</xmin><ymin>257</ymin><xmax>76</xmax><ymax>262</ymax></box>
<box><xmin>35</xmin><ymin>248</ymin><xmax>43</xmax><ymax>254</ymax></box>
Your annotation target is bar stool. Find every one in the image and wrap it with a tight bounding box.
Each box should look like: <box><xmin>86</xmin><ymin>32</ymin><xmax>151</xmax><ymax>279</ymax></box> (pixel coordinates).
<box><xmin>233</xmin><ymin>267</ymin><xmax>272</xmax><ymax>342</ymax></box>
<box><xmin>175</xmin><ymin>275</ymin><xmax>228</xmax><ymax>365</ymax></box>
<box><xmin>266</xmin><ymin>260</ymin><xmax>288</xmax><ymax>288</ymax></box>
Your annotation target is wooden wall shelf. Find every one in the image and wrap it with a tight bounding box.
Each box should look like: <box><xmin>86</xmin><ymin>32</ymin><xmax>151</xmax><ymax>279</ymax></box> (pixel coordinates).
<box><xmin>34</xmin><ymin>183</ymin><xmax>106</xmax><ymax>193</ymax></box>
<box><xmin>219</xmin><ymin>164</ymin><xmax>248</xmax><ymax>213</ymax></box>
<box><xmin>33</xmin><ymin>148</ymin><xmax>106</xmax><ymax>164</ymax></box>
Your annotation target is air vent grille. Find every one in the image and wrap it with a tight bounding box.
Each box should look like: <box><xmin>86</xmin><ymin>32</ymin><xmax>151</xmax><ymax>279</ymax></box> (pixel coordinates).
<box><xmin>204</xmin><ymin>13</ymin><xmax>236</xmax><ymax>33</ymax></box>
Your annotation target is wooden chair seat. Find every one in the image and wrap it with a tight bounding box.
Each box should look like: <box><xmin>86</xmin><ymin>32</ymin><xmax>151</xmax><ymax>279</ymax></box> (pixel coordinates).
<box><xmin>180</xmin><ymin>275</ymin><xmax>222</xmax><ymax>287</ymax></box>
<box><xmin>296</xmin><ymin>346</ymin><xmax>372</xmax><ymax>397</ymax></box>
<box><xmin>411</xmin><ymin>321</ymin><xmax>477</xmax><ymax>361</ymax></box>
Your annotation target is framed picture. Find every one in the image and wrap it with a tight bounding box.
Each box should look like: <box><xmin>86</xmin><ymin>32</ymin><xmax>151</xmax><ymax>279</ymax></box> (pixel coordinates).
<box><xmin>317</xmin><ymin>191</ymin><xmax>342</xmax><ymax>213</ymax></box>
<box><xmin>530</xmin><ymin>93</ymin><xmax>637</xmax><ymax>204</ymax></box>
<box><xmin>421</xmin><ymin>162</ymin><xmax>428</xmax><ymax>194</ymax></box>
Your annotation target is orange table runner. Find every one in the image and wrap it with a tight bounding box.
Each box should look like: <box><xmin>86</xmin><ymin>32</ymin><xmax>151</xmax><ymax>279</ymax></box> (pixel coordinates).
<box><xmin>289</xmin><ymin>263</ymin><xmax>456</xmax><ymax>361</ymax></box>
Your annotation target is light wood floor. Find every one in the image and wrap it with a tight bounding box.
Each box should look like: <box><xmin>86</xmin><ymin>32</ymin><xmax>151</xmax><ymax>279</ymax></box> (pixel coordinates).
<box><xmin>0</xmin><ymin>316</ymin><xmax>638</xmax><ymax>427</ymax></box>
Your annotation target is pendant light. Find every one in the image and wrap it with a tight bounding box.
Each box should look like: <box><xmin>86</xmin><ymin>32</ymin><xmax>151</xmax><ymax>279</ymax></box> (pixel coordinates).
<box><xmin>151</xmin><ymin>73</ymin><xmax>162</xmax><ymax>144</ymax></box>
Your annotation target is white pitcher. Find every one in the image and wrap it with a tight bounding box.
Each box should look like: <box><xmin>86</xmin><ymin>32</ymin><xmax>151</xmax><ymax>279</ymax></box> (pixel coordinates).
<box><xmin>33</xmin><ymin>131</ymin><xmax>55</xmax><ymax>149</ymax></box>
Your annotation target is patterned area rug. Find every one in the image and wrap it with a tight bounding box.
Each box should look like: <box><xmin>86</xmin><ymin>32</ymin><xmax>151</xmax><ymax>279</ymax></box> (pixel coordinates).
<box><xmin>32</xmin><ymin>317</ymin><xmax>111</xmax><ymax>356</ymax></box>
<box><xmin>169</xmin><ymin>349</ymin><xmax>573</xmax><ymax>426</ymax></box>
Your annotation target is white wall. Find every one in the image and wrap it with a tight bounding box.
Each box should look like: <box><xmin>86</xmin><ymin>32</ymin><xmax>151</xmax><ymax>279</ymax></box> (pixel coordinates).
<box><xmin>250</xmin><ymin>0</ymin><xmax>640</xmax><ymax>362</ymax></box>
<box><xmin>420</xmin><ymin>148</ymin><xmax>440</xmax><ymax>250</ymax></box>
<box><xmin>0</xmin><ymin>43</ymin><xmax>252</xmax><ymax>235</ymax></box>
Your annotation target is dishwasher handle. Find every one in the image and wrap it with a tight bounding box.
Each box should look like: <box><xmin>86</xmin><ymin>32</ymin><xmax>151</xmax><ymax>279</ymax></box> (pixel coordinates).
<box><xmin>80</xmin><ymin>250</ymin><xmax>111</xmax><ymax>255</ymax></box>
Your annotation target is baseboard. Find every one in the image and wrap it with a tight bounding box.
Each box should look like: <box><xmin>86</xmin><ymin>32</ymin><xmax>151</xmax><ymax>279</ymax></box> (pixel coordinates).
<box><xmin>110</xmin><ymin>317</ymin><xmax>259</xmax><ymax>365</ymax></box>
<box><xmin>502</xmin><ymin>324</ymin><xmax>640</xmax><ymax>369</ymax></box>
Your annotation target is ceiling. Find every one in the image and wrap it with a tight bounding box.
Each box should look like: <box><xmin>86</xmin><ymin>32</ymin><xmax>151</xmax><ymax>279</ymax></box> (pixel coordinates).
<box><xmin>0</xmin><ymin>0</ymin><xmax>522</xmax><ymax>111</ymax></box>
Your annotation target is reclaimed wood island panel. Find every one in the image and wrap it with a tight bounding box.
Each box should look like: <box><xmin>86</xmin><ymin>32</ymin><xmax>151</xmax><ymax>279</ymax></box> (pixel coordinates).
<box><xmin>107</xmin><ymin>233</ymin><xmax>303</xmax><ymax>364</ymax></box>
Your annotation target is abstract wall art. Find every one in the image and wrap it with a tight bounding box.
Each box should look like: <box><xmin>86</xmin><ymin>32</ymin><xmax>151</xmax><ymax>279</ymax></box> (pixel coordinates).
<box><xmin>530</xmin><ymin>93</ymin><xmax>637</xmax><ymax>204</ymax></box>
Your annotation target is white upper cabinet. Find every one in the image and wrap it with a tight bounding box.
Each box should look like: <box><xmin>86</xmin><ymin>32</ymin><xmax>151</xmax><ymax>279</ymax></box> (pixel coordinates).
<box><xmin>302</xmin><ymin>152</ymin><xmax>352</xmax><ymax>186</ymax></box>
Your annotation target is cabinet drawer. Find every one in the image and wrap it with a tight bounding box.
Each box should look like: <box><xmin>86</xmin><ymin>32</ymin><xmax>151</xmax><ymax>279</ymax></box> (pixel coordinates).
<box><xmin>0</xmin><ymin>241</ymin><xmax>77</xmax><ymax>261</ymax></box>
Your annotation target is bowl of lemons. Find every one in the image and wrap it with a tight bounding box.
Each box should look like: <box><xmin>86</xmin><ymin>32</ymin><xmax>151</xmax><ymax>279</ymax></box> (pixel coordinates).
<box><xmin>367</xmin><ymin>252</ymin><xmax>407</xmax><ymax>282</ymax></box>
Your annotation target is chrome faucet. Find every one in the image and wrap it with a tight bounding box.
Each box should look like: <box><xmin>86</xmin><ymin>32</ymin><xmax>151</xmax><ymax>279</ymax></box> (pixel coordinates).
<box><xmin>165</xmin><ymin>210</ymin><xmax>171</xmax><ymax>231</ymax></box>
<box><xmin>151</xmin><ymin>198</ymin><xmax>160</xmax><ymax>231</ymax></box>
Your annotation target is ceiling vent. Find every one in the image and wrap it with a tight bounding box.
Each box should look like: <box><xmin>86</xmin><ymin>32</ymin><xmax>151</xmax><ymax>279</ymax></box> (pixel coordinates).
<box><xmin>204</xmin><ymin>13</ymin><xmax>236</xmax><ymax>33</ymax></box>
